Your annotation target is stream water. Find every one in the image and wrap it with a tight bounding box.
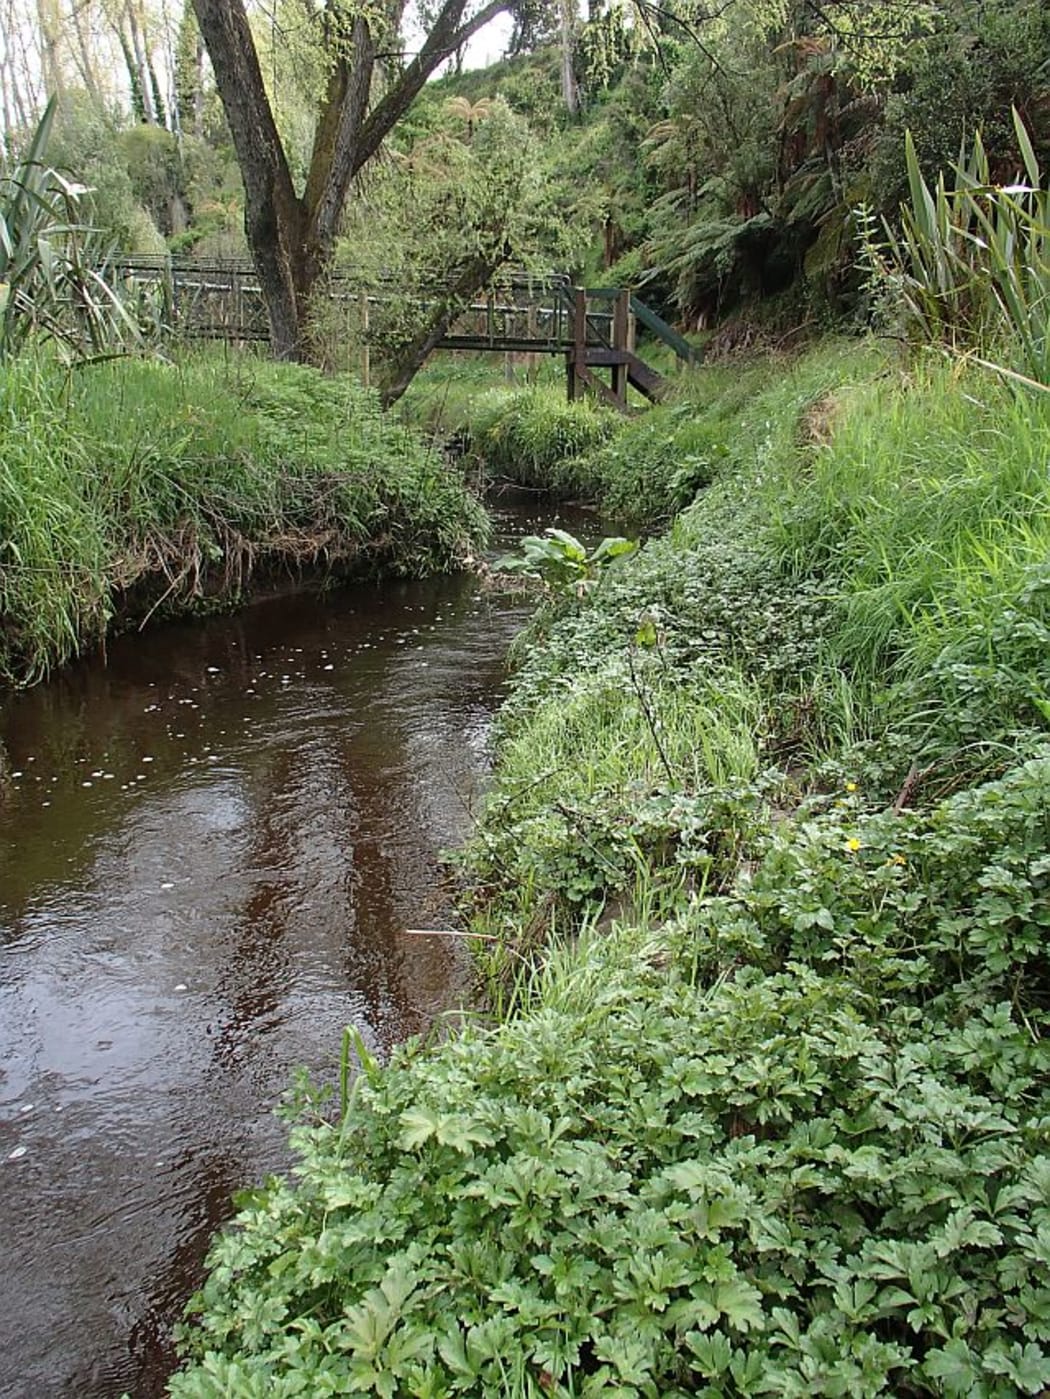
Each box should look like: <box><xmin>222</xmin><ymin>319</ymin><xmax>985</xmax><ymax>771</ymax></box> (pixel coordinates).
<box><xmin>0</xmin><ymin>493</ymin><xmax>592</xmax><ymax>1399</ymax></box>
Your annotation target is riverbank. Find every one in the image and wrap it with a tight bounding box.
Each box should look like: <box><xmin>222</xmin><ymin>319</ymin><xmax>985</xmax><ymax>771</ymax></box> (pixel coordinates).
<box><xmin>0</xmin><ymin>353</ymin><xmax>487</xmax><ymax>686</ymax></box>
<box><xmin>171</xmin><ymin>341</ymin><xmax>1050</xmax><ymax>1396</ymax></box>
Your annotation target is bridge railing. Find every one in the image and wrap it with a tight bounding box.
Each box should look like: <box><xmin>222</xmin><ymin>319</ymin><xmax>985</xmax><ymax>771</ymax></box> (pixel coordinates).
<box><xmin>101</xmin><ymin>259</ymin><xmax>695</xmax><ymax>378</ymax></box>
<box><xmin>104</xmin><ymin>257</ymin><xmax>624</xmax><ymax>353</ymax></box>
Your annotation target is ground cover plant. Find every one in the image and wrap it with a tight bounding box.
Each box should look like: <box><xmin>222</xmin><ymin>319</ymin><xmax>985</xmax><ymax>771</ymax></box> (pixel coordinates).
<box><xmin>0</xmin><ymin>352</ymin><xmax>486</xmax><ymax>684</ymax></box>
<box><xmin>170</xmin><ymin>332</ymin><xmax>1050</xmax><ymax>1394</ymax></box>
<box><xmin>170</xmin><ymin>766</ymin><xmax>1050</xmax><ymax>1397</ymax></box>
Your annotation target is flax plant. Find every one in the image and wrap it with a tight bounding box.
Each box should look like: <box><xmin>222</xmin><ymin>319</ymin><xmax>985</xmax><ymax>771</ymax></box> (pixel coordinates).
<box><xmin>874</xmin><ymin>111</ymin><xmax>1050</xmax><ymax>390</ymax></box>
<box><xmin>0</xmin><ymin>97</ymin><xmax>138</xmax><ymax>361</ymax></box>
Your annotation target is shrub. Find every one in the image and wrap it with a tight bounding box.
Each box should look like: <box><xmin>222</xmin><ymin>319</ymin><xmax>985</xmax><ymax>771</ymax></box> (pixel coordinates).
<box><xmin>466</xmin><ymin>386</ymin><xmax>621</xmax><ymax>491</ymax></box>
<box><xmin>0</xmin><ymin>98</ymin><xmax>140</xmax><ymax>361</ymax></box>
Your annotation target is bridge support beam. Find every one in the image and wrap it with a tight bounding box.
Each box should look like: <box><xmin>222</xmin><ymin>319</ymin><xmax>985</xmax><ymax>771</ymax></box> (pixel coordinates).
<box><xmin>567</xmin><ymin>286</ymin><xmax>634</xmax><ymax>412</ymax></box>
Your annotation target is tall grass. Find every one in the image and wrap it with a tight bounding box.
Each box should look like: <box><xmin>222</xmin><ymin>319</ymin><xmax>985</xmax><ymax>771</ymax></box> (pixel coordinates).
<box><xmin>398</xmin><ymin>353</ymin><xmax>563</xmax><ymax>436</ymax></box>
<box><xmin>0</xmin><ymin>351</ymin><xmax>487</xmax><ymax>684</ymax></box>
<box><xmin>768</xmin><ymin>360</ymin><xmax>1050</xmax><ymax>685</ymax></box>
<box><xmin>465</xmin><ymin>384</ymin><xmax>621</xmax><ymax>490</ymax></box>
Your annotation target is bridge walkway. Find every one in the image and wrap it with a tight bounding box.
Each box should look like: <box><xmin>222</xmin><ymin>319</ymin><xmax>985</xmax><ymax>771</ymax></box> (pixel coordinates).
<box><xmin>109</xmin><ymin>259</ymin><xmax>698</xmax><ymax>411</ymax></box>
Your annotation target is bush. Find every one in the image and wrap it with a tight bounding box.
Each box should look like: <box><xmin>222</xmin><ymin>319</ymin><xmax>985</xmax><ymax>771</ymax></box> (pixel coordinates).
<box><xmin>466</xmin><ymin>386</ymin><xmax>621</xmax><ymax>491</ymax></box>
<box><xmin>579</xmin><ymin>402</ymin><xmax>726</xmax><ymax>526</ymax></box>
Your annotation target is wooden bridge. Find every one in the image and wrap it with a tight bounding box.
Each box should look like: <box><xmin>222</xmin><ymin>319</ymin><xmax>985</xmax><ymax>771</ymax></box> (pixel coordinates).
<box><xmin>109</xmin><ymin>257</ymin><xmax>698</xmax><ymax>411</ymax></box>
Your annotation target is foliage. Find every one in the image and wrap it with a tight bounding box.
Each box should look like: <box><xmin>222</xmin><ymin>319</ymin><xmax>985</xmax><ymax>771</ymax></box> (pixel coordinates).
<box><xmin>42</xmin><ymin>91</ymin><xmax>169</xmax><ymax>254</ymax></box>
<box><xmin>870</xmin><ymin>0</ymin><xmax>1050</xmax><ymax>213</ymax></box>
<box><xmin>169</xmin><ymin>328</ymin><xmax>1050</xmax><ymax>1396</ymax></box>
<box><xmin>494</xmin><ymin>527</ymin><xmax>637</xmax><ymax>598</ymax></box>
<box><xmin>465</xmin><ymin>385</ymin><xmax>621</xmax><ymax>491</ymax></box>
<box><xmin>171</xmin><ymin>751</ymin><xmax>1050</xmax><ymax>1396</ymax></box>
<box><xmin>420</xmin><ymin>0</ymin><xmax>1050</xmax><ymax>337</ymax></box>
<box><xmin>577</xmin><ymin>400</ymin><xmax>725</xmax><ymax>525</ymax></box>
<box><xmin>0</xmin><ymin>97</ymin><xmax>140</xmax><ymax>360</ymax></box>
<box><xmin>0</xmin><ymin>352</ymin><xmax>487</xmax><ymax>684</ymax></box>
<box><xmin>326</xmin><ymin>98</ymin><xmax>584</xmax><ymax>391</ymax></box>
<box><xmin>864</xmin><ymin>114</ymin><xmax>1050</xmax><ymax>387</ymax></box>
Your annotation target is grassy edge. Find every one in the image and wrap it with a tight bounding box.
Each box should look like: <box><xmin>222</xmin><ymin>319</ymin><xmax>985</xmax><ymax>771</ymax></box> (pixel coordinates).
<box><xmin>168</xmin><ymin>338</ymin><xmax>1050</xmax><ymax>1397</ymax></box>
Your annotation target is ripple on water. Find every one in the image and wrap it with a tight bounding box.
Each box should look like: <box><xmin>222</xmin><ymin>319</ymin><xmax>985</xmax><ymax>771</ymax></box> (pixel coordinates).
<box><xmin>0</xmin><ymin>494</ymin><xmax>603</xmax><ymax>1397</ymax></box>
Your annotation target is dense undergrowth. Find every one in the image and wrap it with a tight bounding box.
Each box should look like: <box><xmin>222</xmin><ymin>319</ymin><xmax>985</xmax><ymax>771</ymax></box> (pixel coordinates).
<box><xmin>400</xmin><ymin>351</ymin><xmax>774</xmax><ymax>529</ymax></box>
<box><xmin>0</xmin><ymin>353</ymin><xmax>486</xmax><ymax>684</ymax></box>
<box><xmin>171</xmin><ymin>341</ymin><xmax>1050</xmax><ymax>1397</ymax></box>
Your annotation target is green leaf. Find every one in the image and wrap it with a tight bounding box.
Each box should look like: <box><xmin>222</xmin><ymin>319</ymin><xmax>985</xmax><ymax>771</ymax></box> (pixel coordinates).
<box><xmin>924</xmin><ymin>1339</ymin><xmax>981</xmax><ymax>1394</ymax></box>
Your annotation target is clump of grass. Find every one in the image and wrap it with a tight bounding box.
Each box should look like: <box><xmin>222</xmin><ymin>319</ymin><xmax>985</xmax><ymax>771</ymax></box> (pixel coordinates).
<box><xmin>766</xmin><ymin>356</ymin><xmax>1050</xmax><ymax>772</ymax></box>
<box><xmin>465</xmin><ymin>384</ymin><xmax>621</xmax><ymax>491</ymax></box>
<box><xmin>398</xmin><ymin>353</ymin><xmax>563</xmax><ymax>437</ymax></box>
<box><xmin>0</xmin><ymin>351</ymin><xmax>487</xmax><ymax>684</ymax></box>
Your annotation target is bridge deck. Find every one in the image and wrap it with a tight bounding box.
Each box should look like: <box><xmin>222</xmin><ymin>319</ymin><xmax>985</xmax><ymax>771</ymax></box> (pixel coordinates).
<box><xmin>107</xmin><ymin>257</ymin><xmax>695</xmax><ymax>408</ymax></box>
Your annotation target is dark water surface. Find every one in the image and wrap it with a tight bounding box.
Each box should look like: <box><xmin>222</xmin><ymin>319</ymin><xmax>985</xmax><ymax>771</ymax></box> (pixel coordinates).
<box><xmin>0</xmin><ymin>494</ymin><xmax>594</xmax><ymax>1398</ymax></box>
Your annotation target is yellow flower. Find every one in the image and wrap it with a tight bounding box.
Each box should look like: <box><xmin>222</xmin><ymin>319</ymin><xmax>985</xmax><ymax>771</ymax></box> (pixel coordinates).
<box><xmin>889</xmin><ymin>853</ymin><xmax>907</xmax><ymax>866</ymax></box>
<box><xmin>845</xmin><ymin>837</ymin><xmax>861</xmax><ymax>853</ymax></box>
<box><xmin>845</xmin><ymin>781</ymin><xmax>858</xmax><ymax>793</ymax></box>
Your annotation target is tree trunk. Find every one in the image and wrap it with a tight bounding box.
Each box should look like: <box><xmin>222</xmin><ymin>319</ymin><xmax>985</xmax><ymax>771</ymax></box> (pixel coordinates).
<box><xmin>191</xmin><ymin>0</ymin><xmax>311</xmax><ymax>357</ymax></box>
<box><xmin>193</xmin><ymin>0</ymin><xmax>512</xmax><ymax>367</ymax></box>
<box><xmin>377</xmin><ymin>250</ymin><xmax>511</xmax><ymax>407</ymax></box>
<box><xmin>559</xmin><ymin>0</ymin><xmax>580</xmax><ymax>116</ymax></box>
<box><xmin>70</xmin><ymin>2</ymin><xmax>103</xmax><ymax>102</ymax></box>
<box><xmin>126</xmin><ymin>3</ymin><xmax>158</xmax><ymax>123</ymax></box>
<box><xmin>118</xmin><ymin>25</ymin><xmax>147</xmax><ymax>122</ymax></box>
<box><xmin>35</xmin><ymin>0</ymin><xmax>65</xmax><ymax>97</ymax></box>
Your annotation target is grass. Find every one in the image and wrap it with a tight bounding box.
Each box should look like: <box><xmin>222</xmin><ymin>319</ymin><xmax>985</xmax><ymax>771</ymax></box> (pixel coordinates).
<box><xmin>170</xmin><ymin>334</ymin><xmax>1050</xmax><ymax>1396</ymax></box>
<box><xmin>405</xmin><ymin>340</ymin><xmax>886</xmax><ymax>530</ymax></box>
<box><xmin>768</xmin><ymin>360</ymin><xmax>1050</xmax><ymax>672</ymax></box>
<box><xmin>463</xmin><ymin>383</ymin><xmax>620</xmax><ymax>492</ymax></box>
<box><xmin>0</xmin><ymin>350</ymin><xmax>487</xmax><ymax>684</ymax></box>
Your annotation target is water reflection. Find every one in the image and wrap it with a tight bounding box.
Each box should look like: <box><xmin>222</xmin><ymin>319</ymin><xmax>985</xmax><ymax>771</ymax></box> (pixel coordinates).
<box><xmin>0</xmin><ymin>495</ymin><xmax>599</xmax><ymax>1398</ymax></box>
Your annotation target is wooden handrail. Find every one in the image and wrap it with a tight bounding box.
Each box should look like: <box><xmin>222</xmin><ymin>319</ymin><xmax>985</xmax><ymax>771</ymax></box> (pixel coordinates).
<box><xmin>629</xmin><ymin>296</ymin><xmax>699</xmax><ymax>365</ymax></box>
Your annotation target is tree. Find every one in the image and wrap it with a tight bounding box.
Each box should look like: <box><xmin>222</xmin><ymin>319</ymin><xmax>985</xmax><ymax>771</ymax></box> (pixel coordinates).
<box><xmin>329</xmin><ymin>95</ymin><xmax>578</xmax><ymax>402</ymax></box>
<box><xmin>190</xmin><ymin>0</ymin><xmax>519</xmax><ymax>360</ymax></box>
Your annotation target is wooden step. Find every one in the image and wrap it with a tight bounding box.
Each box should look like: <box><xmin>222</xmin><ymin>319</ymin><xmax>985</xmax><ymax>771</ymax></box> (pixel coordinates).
<box><xmin>582</xmin><ymin>348</ymin><xmax>667</xmax><ymax>405</ymax></box>
<box><xmin>625</xmin><ymin>352</ymin><xmax>666</xmax><ymax>403</ymax></box>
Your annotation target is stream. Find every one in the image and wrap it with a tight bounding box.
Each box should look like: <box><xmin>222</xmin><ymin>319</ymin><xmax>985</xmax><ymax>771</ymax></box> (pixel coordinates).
<box><xmin>0</xmin><ymin>492</ymin><xmax>592</xmax><ymax>1398</ymax></box>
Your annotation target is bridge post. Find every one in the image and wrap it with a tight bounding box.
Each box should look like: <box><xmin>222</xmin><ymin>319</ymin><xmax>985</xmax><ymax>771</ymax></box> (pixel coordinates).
<box><xmin>612</xmin><ymin>289</ymin><xmax>630</xmax><ymax>409</ymax></box>
<box><xmin>567</xmin><ymin>287</ymin><xmax>586</xmax><ymax>401</ymax></box>
<box><xmin>359</xmin><ymin>291</ymin><xmax>370</xmax><ymax>389</ymax></box>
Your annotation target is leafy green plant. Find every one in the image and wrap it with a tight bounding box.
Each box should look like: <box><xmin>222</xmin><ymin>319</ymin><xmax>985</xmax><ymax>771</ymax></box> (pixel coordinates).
<box><xmin>169</xmin><ymin>337</ymin><xmax>1050</xmax><ymax>1398</ymax></box>
<box><xmin>0</xmin><ymin>97</ymin><xmax>139</xmax><ymax>361</ymax></box>
<box><xmin>869</xmin><ymin>111</ymin><xmax>1050</xmax><ymax>388</ymax></box>
<box><xmin>495</xmin><ymin>528</ymin><xmax>636</xmax><ymax>598</ymax></box>
<box><xmin>172</xmin><ymin>753</ymin><xmax>1050</xmax><ymax>1398</ymax></box>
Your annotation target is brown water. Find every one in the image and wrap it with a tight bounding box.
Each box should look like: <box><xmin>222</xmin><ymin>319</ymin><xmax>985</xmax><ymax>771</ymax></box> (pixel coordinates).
<box><xmin>0</xmin><ymin>494</ymin><xmax>593</xmax><ymax>1399</ymax></box>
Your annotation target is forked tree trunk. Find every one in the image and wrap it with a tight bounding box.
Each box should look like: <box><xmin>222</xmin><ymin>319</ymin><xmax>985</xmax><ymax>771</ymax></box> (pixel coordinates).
<box><xmin>191</xmin><ymin>0</ymin><xmax>311</xmax><ymax>356</ymax></box>
<box><xmin>192</xmin><ymin>0</ymin><xmax>511</xmax><ymax>365</ymax></box>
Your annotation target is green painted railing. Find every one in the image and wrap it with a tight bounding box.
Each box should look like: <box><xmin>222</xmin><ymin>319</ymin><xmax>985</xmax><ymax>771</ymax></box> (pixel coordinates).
<box><xmin>629</xmin><ymin>296</ymin><xmax>700</xmax><ymax>365</ymax></box>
